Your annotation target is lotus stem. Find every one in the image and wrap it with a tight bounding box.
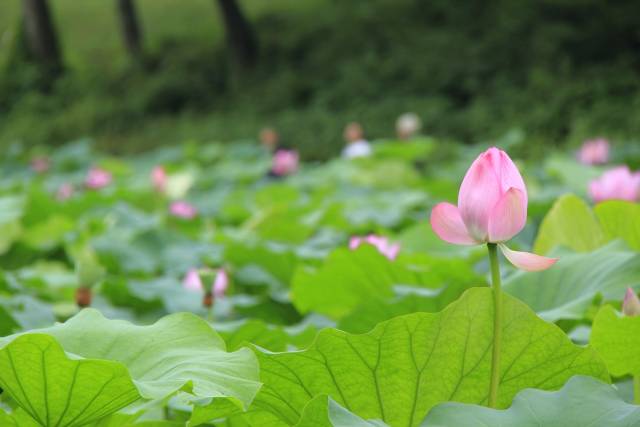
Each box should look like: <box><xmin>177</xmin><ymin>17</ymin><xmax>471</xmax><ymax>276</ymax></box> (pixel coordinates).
<box><xmin>487</xmin><ymin>243</ymin><xmax>502</xmax><ymax>408</ymax></box>
<box><xmin>634</xmin><ymin>374</ymin><xmax>640</xmax><ymax>405</ymax></box>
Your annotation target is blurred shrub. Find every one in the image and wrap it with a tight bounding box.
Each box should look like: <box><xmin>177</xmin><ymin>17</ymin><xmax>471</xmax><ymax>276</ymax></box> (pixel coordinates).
<box><xmin>1</xmin><ymin>0</ymin><xmax>639</xmax><ymax>159</ymax></box>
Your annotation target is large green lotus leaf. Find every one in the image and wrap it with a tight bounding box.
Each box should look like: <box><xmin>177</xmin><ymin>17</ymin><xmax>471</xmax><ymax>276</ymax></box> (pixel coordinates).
<box><xmin>396</xmin><ymin>222</ymin><xmax>480</xmax><ymax>259</ymax></box>
<box><xmin>20</xmin><ymin>214</ymin><xmax>75</xmax><ymax>250</ymax></box>
<box><xmin>338</xmin><ymin>284</ymin><xmax>475</xmax><ymax>334</ymax></box>
<box><xmin>0</xmin><ymin>194</ymin><xmax>25</xmax><ymax>254</ymax></box>
<box><xmin>591</xmin><ymin>305</ymin><xmax>640</xmax><ymax>377</ymax></box>
<box><xmin>254</xmin><ymin>288</ymin><xmax>607</xmax><ymax>426</ymax></box>
<box><xmin>0</xmin><ymin>294</ymin><xmax>55</xmax><ymax>332</ymax></box>
<box><xmin>296</xmin><ymin>395</ymin><xmax>386</xmax><ymax>427</ymax></box>
<box><xmin>0</xmin><ymin>407</ymin><xmax>44</xmax><ymax>427</ymax></box>
<box><xmin>225</xmin><ymin>239</ymin><xmax>298</xmax><ymax>289</ymax></box>
<box><xmin>423</xmin><ymin>375</ymin><xmax>640</xmax><ymax>426</ymax></box>
<box><xmin>0</xmin><ymin>309</ymin><xmax>261</xmax><ymax>409</ymax></box>
<box><xmin>533</xmin><ymin>194</ymin><xmax>606</xmax><ymax>254</ymax></box>
<box><xmin>595</xmin><ymin>201</ymin><xmax>640</xmax><ymax>251</ymax></box>
<box><xmin>544</xmin><ymin>157</ymin><xmax>603</xmax><ymax>196</ymax></box>
<box><xmin>0</xmin><ymin>333</ymin><xmax>140</xmax><ymax>427</ymax></box>
<box><xmin>504</xmin><ymin>241</ymin><xmax>640</xmax><ymax>321</ymax></box>
<box><xmin>291</xmin><ymin>245</ymin><xmax>482</xmax><ymax>319</ymax></box>
<box><xmin>343</xmin><ymin>190</ymin><xmax>426</xmax><ymax>229</ymax></box>
<box><xmin>251</xmin><ymin>206</ymin><xmax>315</xmax><ymax>244</ymax></box>
<box><xmin>217</xmin><ymin>319</ymin><xmax>317</xmax><ymax>352</ymax></box>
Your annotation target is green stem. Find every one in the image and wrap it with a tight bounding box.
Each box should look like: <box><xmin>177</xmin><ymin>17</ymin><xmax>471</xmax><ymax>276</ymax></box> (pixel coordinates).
<box><xmin>634</xmin><ymin>374</ymin><xmax>640</xmax><ymax>405</ymax></box>
<box><xmin>487</xmin><ymin>243</ymin><xmax>502</xmax><ymax>408</ymax></box>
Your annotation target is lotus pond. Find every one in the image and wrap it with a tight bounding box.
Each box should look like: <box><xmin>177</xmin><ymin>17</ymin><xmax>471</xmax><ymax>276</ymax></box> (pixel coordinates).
<box><xmin>0</xmin><ymin>137</ymin><xmax>639</xmax><ymax>426</ymax></box>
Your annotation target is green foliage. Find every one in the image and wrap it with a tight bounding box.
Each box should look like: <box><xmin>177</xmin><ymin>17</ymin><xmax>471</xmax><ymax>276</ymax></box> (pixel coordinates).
<box><xmin>534</xmin><ymin>194</ymin><xmax>606</xmax><ymax>254</ymax></box>
<box><xmin>0</xmin><ymin>134</ymin><xmax>639</xmax><ymax>424</ymax></box>
<box><xmin>424</xmin><ymin>376</ymin><xmax>640</xmax><ymax>427</ymax></box>
<box><xmin>3</xmin><ymin>1</ymin><xmax>640</xmax><ymax>156</ymax></box>
<box><xmin>595</xmin><ymin>201</ymin><xmax>640</xmax><ymax>251</ymax></box>
<box><xmin>0</xmin><ymin>333</ymin><xmax>140</xmax><ymax>427</ymax></box>
<box><xmin>534</xmin><ymin>195</ymin><xmax>640</xmax><ymax>254</ymax></box>
<box><xmin>504</xmin><ymin>241</ymin><xmax>640</xmax><ymax>322</ymax></box>
<box><xmin>252</xmin><ymin>288</ymin><xmax>607</xmax><ymax>426</ymax></box>
<box><xmin>592</xmin><ymin>305</ymin><xmax>640</xmax><ymax>377</ymax></box>
<box><xmin>291</xmin><ymin>245</ymin><xmax>481</xmax><ymax>319</ymax></box>
<box><xmin>0</xmin><ymin>309</ymin><xmax>261</xmax><ymax>424</ymax></box>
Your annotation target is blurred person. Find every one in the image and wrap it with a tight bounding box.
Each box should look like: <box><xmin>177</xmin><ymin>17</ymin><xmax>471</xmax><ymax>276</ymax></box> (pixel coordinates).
<box><xmin>259</xmin><ymin>127</ymin><xmax>280</xmax><ymax>152</ymax></box>
<box><xmin>578</xmin><ymin>138</ymin><xmax>610</xmax><ymax>165</ymax></box>
<box><xmin>341</xmin><ymin>122</ymin><xmax>372</xmax><ymax>159</ymax></box>
<box><xmin>396</xmin><ymin>112</ymin><xmax>422</xmax><ymax>140</ymax></box>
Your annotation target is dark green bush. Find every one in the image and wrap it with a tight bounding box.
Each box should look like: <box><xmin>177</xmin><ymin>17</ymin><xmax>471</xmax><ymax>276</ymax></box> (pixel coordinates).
<box><xmin>1</xmin><ymin>0</ymin><xmax>639</xmax><ymax>159</ymax></box>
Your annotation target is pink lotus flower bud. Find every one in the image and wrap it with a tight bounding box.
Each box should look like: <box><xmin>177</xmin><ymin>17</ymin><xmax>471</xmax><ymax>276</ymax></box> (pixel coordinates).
<box><xmin>169</xmin><ymin>201</ymin><xmax>197</xmax><ymax>219</ymax></box>
<box><xmin>578</xmin><ymin>138</ymin><xmax>610</xmax><ymax>165</ymax></box>
<box><xmin>349</xmin><ymin>235</ymin><xmax>400</xmax><ymax>260</ymax></box>
<box><xmin>31</xmin><ymin>156</ymin><xmax>50</xmax><ymax>174</ymax></box>
<box><xmin>85</xmin><ymin>167</ymin><xmax>112</xmax><ymax>189</ymax></box>
<box><xmin>56</xmin><ymin>183</ymin><xmax>74</xmax><ymax>201</ymax></box>
<box><xmin>151</xmin><ymin>165</ymin><xmax>167</xmax><ymax>193</ymax></box>
<box><xmin>213</xmin><ymin>269</ymin><xmax>229</xmax><ymax>298</ymax></box>
<box><xmin>588</xmin><ymin>166</ymin><xmax>640</xmax><ymax>203</ymax></box>
<box><xmin>183</xmin><ymin>268</ymin><xmax>228</xmax><ymax>299</ymax></box>
<box><xmin>183</xmin><ymin>268</ymin><xmax>203</xmax><ymax>292</ymax></box>
<box><xmin>623</xmin><ymin>288</ymin><xmax>640</xmax><ymax>317</ymax></box>
<box><xmin>430</xmin><ymin>147</ymin><xmax>557</xmax><ymax>271</ymax></box>
<box><xmin>272</xmin><ymin>149</ymin><xmax>299</xmax><ymax>176</ymax></box>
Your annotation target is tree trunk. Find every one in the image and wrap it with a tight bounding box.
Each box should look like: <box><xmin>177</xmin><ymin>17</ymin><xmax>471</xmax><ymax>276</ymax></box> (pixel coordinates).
<box><xmin>216</xmin><ymin>0</ymin><xmax>258</xmax><ymax>68</ymax></box>
<box><xmin>21</xmin><ymin>0</ymin><xmax>62</xmax><ymax>74</ymax></box>
<box><xmin>116</xmin><ymin>0</ymin><xmax>143</xmax><ymax>59</ymax></box>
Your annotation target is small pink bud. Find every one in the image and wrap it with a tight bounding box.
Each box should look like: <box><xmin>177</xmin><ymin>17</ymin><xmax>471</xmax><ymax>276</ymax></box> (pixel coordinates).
<box><xmin>169</xmin><ymin>201</ymin><xmax>197</xmax><ymax>219</ymax></box>
<box><xmin>56</xmin><ymin>183</ymin><xmax>74</xmax><ymax>201</ymax></box>
<box><xmin>85</xmin><ymin>167</ymin><xmax>112</xmax><ymax>189</ymax></box>
<box><xmin>430</xmin><ymin>147</ymin><xmax>557</xmax><ymax>272</ymax></box>
<box><xmin>183</xmin><ymin>268</ymin><xmax>203</xmax><ymax>292</ymax></box>
<box><xmin>349</xmin><ymin>234</ymin><xmax>400</xmax><ymax>260</ymax></box>
<box><xmin>623</xmin><ymin>288</ymin><xmax>640</xmax><ymax>317</ymax></box>
<box><xmin>588</xmin><ymin>166</ymin><xmax>640</xmax><ymax>203</ymax></box>
<box><xmin>578</xmin><ymin>138</ymin><xmax>610</xmax><ymax>165</ymax></box>
<box><xmin>183</xmin><ymin>268</ymin><xmax>228</xmax><ymax>299</ymax></box>
<box><xmin>271</xmin><ymin>149</ymin><xmax>299</xmax><ymax>176</ymax></box>
<box><xmin>151</xmin><ymin>166</ymin><xmax>167</xmax><ymax>193</ymax></box>
<box><xmin>213</xmin><ymin>269</ymin><xmax>228</xmax><ymax>298</ymax></box>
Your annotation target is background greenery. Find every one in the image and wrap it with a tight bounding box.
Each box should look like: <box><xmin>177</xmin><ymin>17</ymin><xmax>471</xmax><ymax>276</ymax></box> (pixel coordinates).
<box><xmin>1</xmin><ymin>0</ymin><xmax>640</xmax><ymax>159</ymax></box>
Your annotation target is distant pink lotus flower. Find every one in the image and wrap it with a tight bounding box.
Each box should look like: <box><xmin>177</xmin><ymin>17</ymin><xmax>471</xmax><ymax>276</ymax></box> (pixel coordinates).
<box><xmin>589</xmin><ymin>166</ymin><xmax>640</xmax><ymax>203</ymax></box>
<box><xmin>183</xmin><ymin>268</ymin><xmax>229</xmax><ymax>298</ymax></box>
<box><xmin>430</xmin><ymin>147</ymin><xmax>557</xmax><ymax>272</ymax></box>
<box><xmin>623</xmin><ymin>288</ymin><xmax>640</xmax><ymax>317</ymax></box>
<box><xmin>349</xmin><ymin>235</ymin><xmax>400</xmax><ymax>260</ymax></box>
<box><xmin>31</xmin><ymin>156</ymin><xmax>50</xmax><ymax>174</ymax></box>
<box><xmin>272</xmin><ymin>149</ymin><xmax>299</xmax><ymax>176</ymax></box>
<box><xmin>56</xmin><ymin>183</ymin><xmax>74</xmax><ymax>201</ymax></box>
<box><xmin>85</xmin><ymin>167</ymin><xmax>112</xmax><ymax>189</ymax></box>
<box><xmin>151</xmin><ymin>166</ymin><xmax>167</xmax><ymax>193</ymax></box>
<box><xmin>169</xmin><ymin>201</ymin><xmax>197</xmax><ymax>219</ymax></box>
<box><xmin>578</xmin><ymin>138</ymin><xmax>610</xmax><ymax>165</ymax></box>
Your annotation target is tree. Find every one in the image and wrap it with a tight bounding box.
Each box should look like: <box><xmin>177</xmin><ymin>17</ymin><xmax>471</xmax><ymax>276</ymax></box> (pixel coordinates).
<box><xmin>21</xmin><ymin>0</ymin><xmax>62</xmax><ymax>75</ymax></box>
<box><xmin>215</xmin><ymin>0</ymin><xmax>258</xmax><ymax>68</ymax></box>
<box><xmin>116</xmin><ymin>0</ymin><xmax>143</xmax><ymax>59</ymax></box>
